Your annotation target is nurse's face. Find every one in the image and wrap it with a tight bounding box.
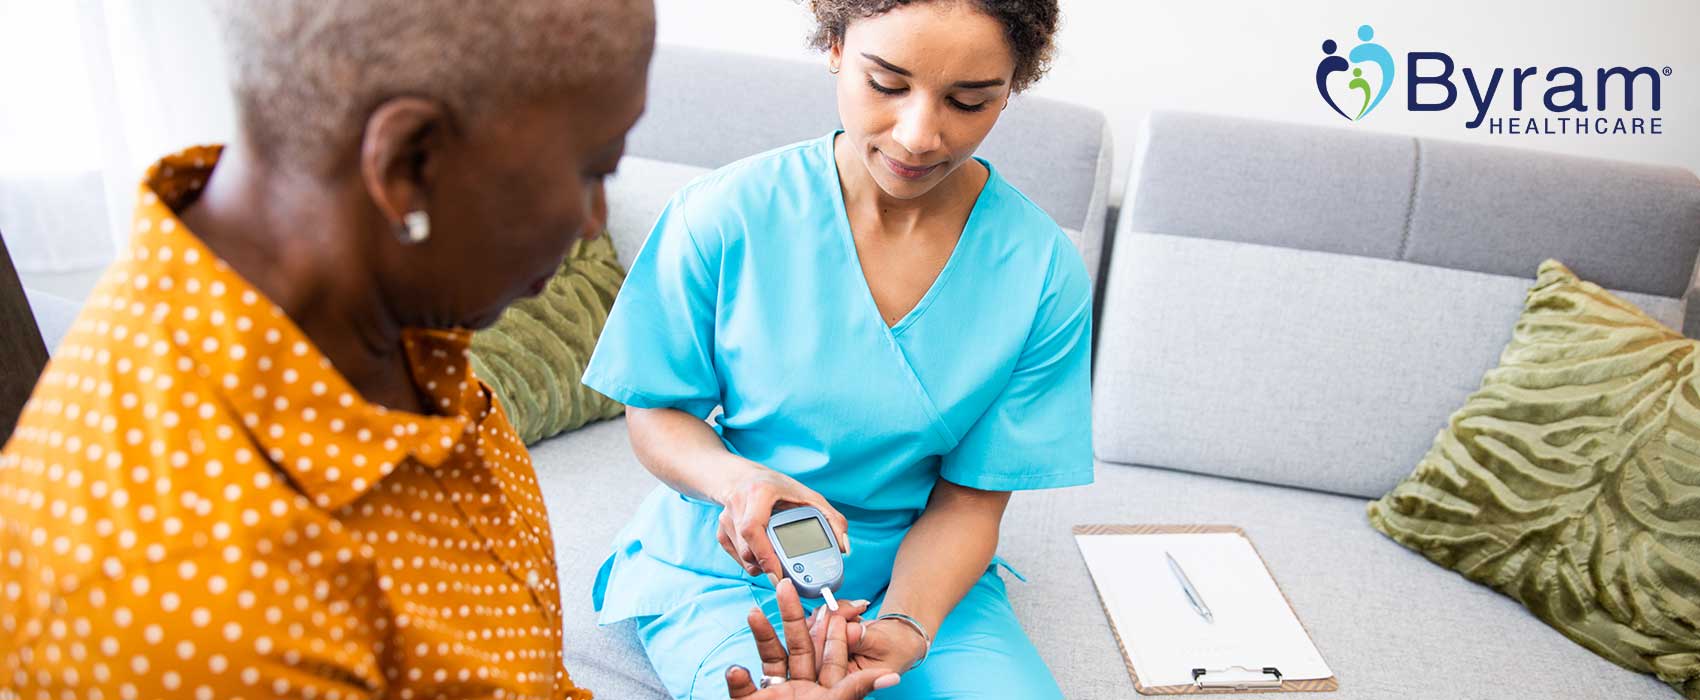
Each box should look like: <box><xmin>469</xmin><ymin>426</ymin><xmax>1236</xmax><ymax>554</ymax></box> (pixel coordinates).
<box><xmin>830</xmin><ymin>1</ymin><xmax>1015</xmax><ymax>200</ymax></box>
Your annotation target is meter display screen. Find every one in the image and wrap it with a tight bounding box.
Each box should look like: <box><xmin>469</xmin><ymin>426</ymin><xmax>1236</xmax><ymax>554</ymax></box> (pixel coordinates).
<box><xmin>774</xmin><ymin>518</ymin><xmax>833</xmax><ymax>557</ymax></box>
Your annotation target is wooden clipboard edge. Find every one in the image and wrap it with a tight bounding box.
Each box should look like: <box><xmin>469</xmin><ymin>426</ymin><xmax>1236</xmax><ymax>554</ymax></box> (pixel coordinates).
<box><xmin>1072</xmin><ymin>524</ymin><xmax>1339</xmax><ymax>695</ymax></box>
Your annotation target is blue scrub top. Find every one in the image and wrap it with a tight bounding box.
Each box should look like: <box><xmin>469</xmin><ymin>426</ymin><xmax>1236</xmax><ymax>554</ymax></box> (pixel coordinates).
<box><xmin>582</xmin><ymin>132</ymin><xmax>1093</xmax><ymax>622</ymax></box>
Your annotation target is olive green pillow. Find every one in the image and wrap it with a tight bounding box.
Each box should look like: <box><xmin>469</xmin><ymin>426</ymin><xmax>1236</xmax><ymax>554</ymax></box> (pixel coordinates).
<box><xmin>469</xmin><ymin>234</ymin><xmax>626</xmax><ymax>445</ymax></box>
<box><xmin>1368</xmin><ymin>259</ymin><xmax>1700</xmax><ymax>698</ymax></box>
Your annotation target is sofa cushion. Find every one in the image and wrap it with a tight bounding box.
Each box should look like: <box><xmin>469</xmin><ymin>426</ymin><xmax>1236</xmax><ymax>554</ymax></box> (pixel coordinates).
<box><xmin>527</xmin><ymin>417</ymin><xmax>1673</xmax><ymax>698</ymax></box>
<box><xmin>1123</xmin><ymin>111</ymin><xmax>1700</xmax><ymax>299</ymax></box>
<box><xmin>1406</xmin><ymin>139</ymin><xmax>1700</xmax><ymax>299</ymax></box>
<box><xmin>1093</xmin><ymin>231</ymin><xmax>1683</xmax><ymax>499</ymax></box>
<box><xmin>469</xmin><ymin>234</ymin><xmax>627</xmax><ymax>445</ymax></box>
<box><xmin>528</xmin><ymin>416</ymin><xmax>1671</xmax><ymax>699</ymax></box>
<box><xmin>604</xmin><ymin>156</ymin><xmax>713</xmax><ymax>264</ymax></box>
<box><xmin>1002</xmin><ymin>461</ymin><xmax>1676</xmax><ymax>699</ymax></box>
<box><xmin>1369</xmin><ymin>260</ymin><xmax>1700</xmax><ymax>696</ymax></box>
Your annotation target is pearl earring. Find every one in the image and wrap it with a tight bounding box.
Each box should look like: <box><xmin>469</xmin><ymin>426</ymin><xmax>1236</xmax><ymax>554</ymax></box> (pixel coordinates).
<box><xmin>829</xmin><ymin>64</ymin><xmax>840</xmax><ymax>74</ymax></box>
<box><xmin>401</xmin><ymin>210</ymin><xmax>430</xmax><ymax>244</ymax></box>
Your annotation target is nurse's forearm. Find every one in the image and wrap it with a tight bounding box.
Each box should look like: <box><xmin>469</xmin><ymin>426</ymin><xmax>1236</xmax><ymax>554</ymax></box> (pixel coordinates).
<box><xmin>623</xmin><ymin>406</ymin><xmax>853</xmax><ymax>582</ymax></box>
<box><xmin>881</xmin><ymin>480</ymin><xmax>1011</xmax><ymax>639</ymax></box>
<box><xmin>623</xmin><ymin>405</ymin><xmax>760</xmax><ymax>503</ymax></box>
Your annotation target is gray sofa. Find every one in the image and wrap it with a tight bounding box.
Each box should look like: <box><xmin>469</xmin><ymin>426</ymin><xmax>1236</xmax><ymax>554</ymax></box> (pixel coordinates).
<box><xmin>22</xmin><ymin>46</ymin><xmax>1700</xmax><ymax>698</ymax></box>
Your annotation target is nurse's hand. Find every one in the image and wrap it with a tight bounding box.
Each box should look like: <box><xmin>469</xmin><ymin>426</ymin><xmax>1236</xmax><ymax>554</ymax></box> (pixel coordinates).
<box><xmin>726</xmin><ymin>580</ymin><xmax>900</xmax><ymax>700</ymax></box>
<box><xmin>715</xmin><ymin>466</ymin><xmax>850</xmax><ymax>583</ymax></box>
<box><xmin>840</xmin><ymin>619</ymin><xmax>929</xmax><ymax>679</ymax></box>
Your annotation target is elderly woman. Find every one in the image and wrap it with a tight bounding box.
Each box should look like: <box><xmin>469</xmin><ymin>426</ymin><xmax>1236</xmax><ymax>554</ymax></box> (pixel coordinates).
<box><xmin>582</xmin><ymin>1</ymin><xmax>1090</xmax><ymax>698</ymax></box>
<box><xmin>0</xmin><ymin>1</ymin><xmax>687</xmax><ymax>698</ymax></box>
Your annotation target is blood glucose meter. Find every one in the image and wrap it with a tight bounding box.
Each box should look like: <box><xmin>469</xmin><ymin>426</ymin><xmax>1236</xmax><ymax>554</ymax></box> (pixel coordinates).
<box><xmin>766</xmin><ymin>506</ymin><xmax>845</xmax><ymax>607</ymax></box>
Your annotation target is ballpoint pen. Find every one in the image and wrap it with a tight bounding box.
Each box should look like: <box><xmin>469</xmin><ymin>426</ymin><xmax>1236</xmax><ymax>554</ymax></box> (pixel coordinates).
<box><xmin>1166</xmin><ymin>551</ymin><xmax>1214</xmax><ymax>624</ymax></box>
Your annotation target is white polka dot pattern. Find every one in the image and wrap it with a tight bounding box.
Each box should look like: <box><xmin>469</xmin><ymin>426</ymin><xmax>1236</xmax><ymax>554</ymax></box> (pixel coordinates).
<box><xmin>0</xmin><ymin>146</ymin><xmax>591</xmax><ymax>699</ymax></box>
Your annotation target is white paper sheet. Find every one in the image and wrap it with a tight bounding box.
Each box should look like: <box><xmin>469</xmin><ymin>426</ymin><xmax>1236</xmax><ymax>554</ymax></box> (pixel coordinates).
<box><xmin>1074</xmin><ymin>532</ymin><xmax>1333</xmax><ymax>688</ymax></box>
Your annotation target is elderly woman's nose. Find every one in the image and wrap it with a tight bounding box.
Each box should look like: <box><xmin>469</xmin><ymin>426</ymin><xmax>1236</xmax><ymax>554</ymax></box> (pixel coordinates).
<box><xmin>890</xmin><ymin>100</ymin><xmax>945</xmax><ymax>156</ymax></box>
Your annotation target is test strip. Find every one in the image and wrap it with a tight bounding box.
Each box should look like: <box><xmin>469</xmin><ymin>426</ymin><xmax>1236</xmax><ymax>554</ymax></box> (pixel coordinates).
<box><xmin>821</xmin><ymin>586</ymin><xmax>839</xmax><ymax>612</ymax></box>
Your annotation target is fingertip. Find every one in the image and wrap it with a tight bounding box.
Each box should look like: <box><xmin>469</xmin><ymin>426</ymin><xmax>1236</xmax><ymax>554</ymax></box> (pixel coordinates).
<box><xmin>875</xmin><ymin>673</ymin><xmax>901</xmax><ymax>689</ymax></box>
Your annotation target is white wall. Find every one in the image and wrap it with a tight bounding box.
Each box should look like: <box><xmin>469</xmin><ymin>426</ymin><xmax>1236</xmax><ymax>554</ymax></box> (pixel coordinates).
<box><xmin>656</xmin><ymin>0</ymin><xmax>1700</xmax><ymax>201</ymax></box>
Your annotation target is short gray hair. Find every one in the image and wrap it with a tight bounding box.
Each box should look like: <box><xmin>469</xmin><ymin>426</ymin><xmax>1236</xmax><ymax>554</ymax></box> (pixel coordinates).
<box><xmin>211</xmin><ymin>0</ymin><xmax>655</xmax><ymax>174</ymax></box>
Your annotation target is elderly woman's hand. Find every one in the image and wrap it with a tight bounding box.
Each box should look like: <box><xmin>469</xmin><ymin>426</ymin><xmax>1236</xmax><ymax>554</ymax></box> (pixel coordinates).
<box><xmin>726</xmin><ymin>580</ymin><xmax>900</xmax><ymax>700</ymax></box>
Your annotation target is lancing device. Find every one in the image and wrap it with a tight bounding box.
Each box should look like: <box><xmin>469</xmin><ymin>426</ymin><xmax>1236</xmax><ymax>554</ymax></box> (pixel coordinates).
<box><xmin>766</xmin><ymin>505</ymin><xmax>845</xmax><ymax>611</ymax></box>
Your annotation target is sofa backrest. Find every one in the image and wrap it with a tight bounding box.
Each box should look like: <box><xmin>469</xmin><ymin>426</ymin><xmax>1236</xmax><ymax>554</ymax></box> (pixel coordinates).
<box><xmin>1094</xmin><ymin>110</ymin><xmax>1700</xmax><ymax>499</ymax></box>
<box><xmin>607</xmin><ymin>45</ymin><xmax>1115</xmax><ymax>286</ymax></box>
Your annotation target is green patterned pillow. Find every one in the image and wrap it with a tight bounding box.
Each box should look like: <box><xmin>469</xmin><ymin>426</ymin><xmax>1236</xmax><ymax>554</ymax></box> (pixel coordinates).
<box><xmin>469</xmin><ymin>234</ymin><xmax>626</xmax><ymax>445</ymax></box>
<box><xmin>1368</xmin><ymin>259</ymin><xmax>1700</xmax><ymax>698</ymax></box>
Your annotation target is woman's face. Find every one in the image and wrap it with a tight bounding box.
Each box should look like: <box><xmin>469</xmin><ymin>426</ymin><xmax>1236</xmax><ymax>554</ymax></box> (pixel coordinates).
<box><xmin>382</xmin><ymin>65</ymin><xmax>649</xmax><ymax>331</ymax></box>
<box><xmin>831</xmin><ymin>1</ymin><xmax>1016</xmax><ymax>200</ymax></box>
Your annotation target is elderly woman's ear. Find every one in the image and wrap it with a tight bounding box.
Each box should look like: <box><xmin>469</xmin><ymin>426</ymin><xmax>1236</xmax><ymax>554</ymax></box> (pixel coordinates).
<box><xmin>359</xmin><ymin>97</ymin><xmax>452</xmax><ymax>246</ymax></box>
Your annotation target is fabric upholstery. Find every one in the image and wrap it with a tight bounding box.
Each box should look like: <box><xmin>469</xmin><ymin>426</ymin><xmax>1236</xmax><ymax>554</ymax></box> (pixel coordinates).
<box><xmin>1092</xmin><ymin>231</ymin><xmax>1682</xmax><ymax>499</ymax></box>
<box><xmin>1406</xmin><ymin>140</ymin><xmax>1700</xmax><ymax>298</ymax></box>
<box><xmin>1369</xmin><ymin>260</ymin><xmax>1700</xmax><ymax>698</ymax></box>
<box><xmin>1004</xmin><ymin>460</ymin><xmax>1677</xmax><ymax>699</ymax></box>
<box><xmin>603</xmin><ymin>157</ymin><xmax>712</xmax><ymax>264</ymax></box>
<box><xmin>1121</xmin><ymin>111</ymin><xmax>1700</xmax><ymax>298</ymax></box>
<box><xmin>527</xmin><ymin>417</ymin><xmax>1675</xmax><ymax>699</ymax></box>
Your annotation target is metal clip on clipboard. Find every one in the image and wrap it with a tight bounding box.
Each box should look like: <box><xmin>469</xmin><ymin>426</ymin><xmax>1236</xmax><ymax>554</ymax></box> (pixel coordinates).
<box><xmin>1191</xmin><ymin>666</ymin><xmax>1284</xmax><ymax>691</ymax></box>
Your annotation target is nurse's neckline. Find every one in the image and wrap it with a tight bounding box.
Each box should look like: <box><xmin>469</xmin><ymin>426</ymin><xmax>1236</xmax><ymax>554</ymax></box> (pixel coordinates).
<box><xmin>826</xmin><ymin>130</ymin><xmax>998</xmax><ymax>333</ymax></box>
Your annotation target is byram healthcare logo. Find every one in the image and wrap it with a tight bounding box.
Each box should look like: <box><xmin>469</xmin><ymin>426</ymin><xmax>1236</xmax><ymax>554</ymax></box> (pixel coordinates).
<box><xmin>1315</xmin><ymin>24</ymin><xmax>1669</xmax><ymax>136</ymax></box>
<box><xmin>1316</xmin><ymin>25</ymin><xmax>1394</xmax><ymax>122</ymax></box>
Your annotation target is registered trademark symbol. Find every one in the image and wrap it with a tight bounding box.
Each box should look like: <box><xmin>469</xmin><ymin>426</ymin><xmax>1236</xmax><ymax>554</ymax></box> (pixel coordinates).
<box><xmin>1665</xmin><ymin>66</ymin><xmax>1674</xmax><ymax>76</ymax></box>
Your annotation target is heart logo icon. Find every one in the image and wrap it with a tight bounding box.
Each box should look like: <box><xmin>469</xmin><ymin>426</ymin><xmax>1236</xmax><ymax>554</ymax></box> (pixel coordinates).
<box><xmin>1317</xmin><ymin>24</ymin><xmax>1395</xmax><ymax>121</ymax></box>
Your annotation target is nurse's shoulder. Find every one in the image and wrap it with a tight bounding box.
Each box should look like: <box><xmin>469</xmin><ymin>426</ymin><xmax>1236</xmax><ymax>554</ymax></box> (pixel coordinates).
<box><xmin>660</xmin><ymin>136</ymin><xmax>831</xmax><ymax>257</ymax></box>
<box><xmin>978</xmin><ymin>167</ymin><xmax>1093</xmax><ymax>315</ymax></box>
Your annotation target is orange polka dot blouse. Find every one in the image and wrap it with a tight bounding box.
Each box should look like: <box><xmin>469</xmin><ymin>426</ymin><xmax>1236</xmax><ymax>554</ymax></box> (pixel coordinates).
<box><xmin>0</xmin><ymin>147</ymin><xmax>593</xmax><ymax>699</ymax></box>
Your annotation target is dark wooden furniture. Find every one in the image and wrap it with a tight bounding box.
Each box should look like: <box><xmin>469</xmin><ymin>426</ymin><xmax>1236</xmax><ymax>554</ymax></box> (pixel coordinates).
<box><xmin>0</xmin><ymin>226</ymin><xmax>49</xmax><ymax>446</ymax></box>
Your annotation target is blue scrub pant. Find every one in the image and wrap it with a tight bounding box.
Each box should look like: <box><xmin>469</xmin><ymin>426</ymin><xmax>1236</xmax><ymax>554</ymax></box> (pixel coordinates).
<box><xmin>634</xmin><ymin>569</ymin><xmax>1063</xmax><ymax>699</ymax></box>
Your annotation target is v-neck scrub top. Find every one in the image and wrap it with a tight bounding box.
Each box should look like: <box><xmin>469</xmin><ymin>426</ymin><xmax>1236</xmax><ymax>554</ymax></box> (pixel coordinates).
<box><xmin>582</xmin><ymin>132</ymin><xmax>1093</xmax><ymax>635</ymax></box>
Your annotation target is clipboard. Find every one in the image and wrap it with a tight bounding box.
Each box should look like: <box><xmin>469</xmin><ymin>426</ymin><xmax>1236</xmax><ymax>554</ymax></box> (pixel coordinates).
<box><xmin>1073</xmin><ymin>524</ymin><xmax>1339</xmax><ymax>695</ymax></box>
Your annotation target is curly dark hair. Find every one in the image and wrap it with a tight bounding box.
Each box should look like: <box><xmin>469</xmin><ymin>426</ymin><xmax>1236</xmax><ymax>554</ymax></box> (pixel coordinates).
<box><xmin>803</xmin><ymin>0</ymin><xmax>1060</xmax><ymax>93</ymax></box>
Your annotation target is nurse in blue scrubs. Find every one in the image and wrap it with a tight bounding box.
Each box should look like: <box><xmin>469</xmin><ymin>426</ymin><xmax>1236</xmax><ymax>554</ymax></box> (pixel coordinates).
<box><xmin>582</xmin><ymin>1</ymin><xmax>1089</xmax><ymax>698</ymax></box>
